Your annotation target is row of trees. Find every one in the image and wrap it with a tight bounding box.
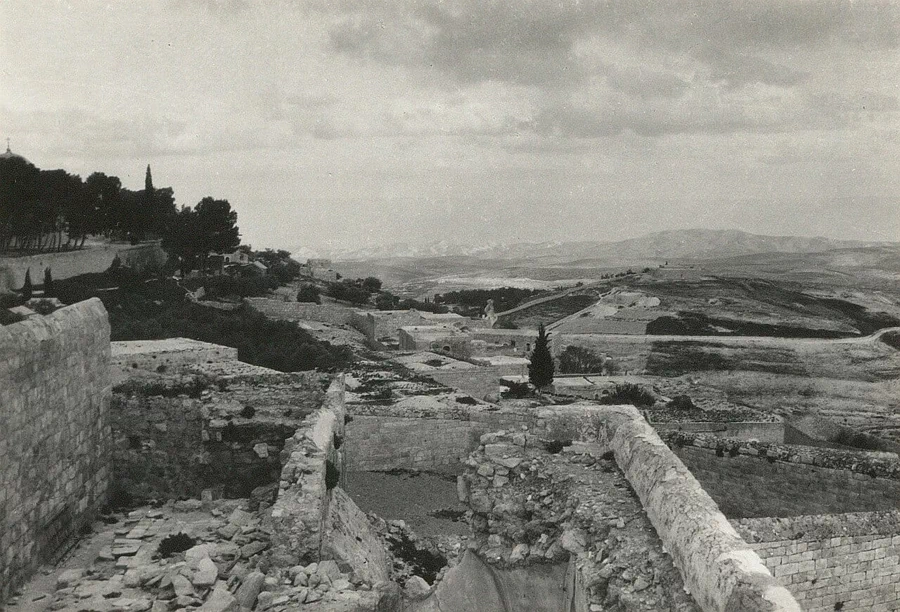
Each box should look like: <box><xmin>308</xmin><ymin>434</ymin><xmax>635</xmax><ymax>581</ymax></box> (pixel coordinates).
<box><xmin>1</xmin><ymin>155</ymin><xmax>244</xmax><ymax>278</ymax></box>
<box><xmin>0</xmin><ymin>157</ymin><xmax>176</xmax><ymax>251</ymax></box>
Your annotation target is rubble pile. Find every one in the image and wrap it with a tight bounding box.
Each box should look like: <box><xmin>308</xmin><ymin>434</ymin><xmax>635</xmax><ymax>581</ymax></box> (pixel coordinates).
<box><xmin>7</xmin><ymin>498</ymin><xmax>389</xmax><ymax>612</ymax></box>
<box><xmin>460</xmin><ymin>430</ymin><xmax>701</xmax><ymax>612</ymax></box>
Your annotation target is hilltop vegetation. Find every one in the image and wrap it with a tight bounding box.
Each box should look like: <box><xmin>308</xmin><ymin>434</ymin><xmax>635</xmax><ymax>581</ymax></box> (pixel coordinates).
<box><xmin>52</xmin><ymin>268</ymin><xmax>353</xmax><ymax>372</ymax></box>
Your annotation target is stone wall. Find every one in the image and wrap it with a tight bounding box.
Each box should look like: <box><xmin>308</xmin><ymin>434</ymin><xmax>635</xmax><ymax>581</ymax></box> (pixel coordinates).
<box><xmin>245</xmin><ymin>297</ymin><xmax>355</xmax><ymax>325</ymax></box>
<box><xmin>652</xmin><ymin>421</ymin><xmax>786</xmax><ymax>444</ymax></box>
<box><xmin>111</xmin><ymin>338</ymin><xmax>239</xmax><ymax>382</ymax></box>
<box><xmin>0</xmin><ymin>242</ymin><xmax>166</xmax><ymax>292</ymax></box>
<box><xmin>271</xmin><ymin>378</ymin><xmax>347</xmax><ymax>564</ymax></box>
<box><xmin>427</xmin><ymin>368</ymin><xmax>501</xmax><ymax>400</ymax></box>
<box><xmin>111</xmin><ymin>372</ymin><xmax>327</xmax><ymax>501</ymax></box>
<box><xmin>734</xmin><ymin>512</ymin><xmax>900</xmax><ymax>612</ymax></box>
<box><xmin>587</xmin><ymin>405</ymin><xmax>799</xmax><ymax>612</ymax></box>
<box><xmin>344</xmin><ymin>403</ymin><xmax>535</xmax><ymax>472</ymax></box>
<box><xmin>349</xmin><ymin>310</ymin><xmax>428</xmax><ymax>340</ymax></box>
<box><xmin>668</xmin><ymin>432</ymin><xmax>900</xmax><ymax>518</ymax></box>
<box><xmin>0</xmin><ymin>299</ymin><xmax>112</xmax><ymax>601</ymax></box>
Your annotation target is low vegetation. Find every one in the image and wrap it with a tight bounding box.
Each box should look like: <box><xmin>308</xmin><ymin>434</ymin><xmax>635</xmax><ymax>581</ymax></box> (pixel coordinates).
<box><xmin>598</xmin><ymin>383</ymin><xmax>656</xmax><ymax>408</ymax></box>
<box><xmin>54</xmin><ymin>269</ymin><xmax>354</xmax><ymax>372</ymax></box>
<box><xmin>557</xmin><ymin>345</ymin><xmax>606</xmax><ymax>374</ymax></box>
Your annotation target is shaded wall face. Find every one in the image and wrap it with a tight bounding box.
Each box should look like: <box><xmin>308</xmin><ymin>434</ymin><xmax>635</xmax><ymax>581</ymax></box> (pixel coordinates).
<box><xmin>735</xmin><ymin>513</ymin><xmax>900</xmax><ymax>612</ymax></box>
<box><xmin>674</xmin><ymin>446</ymin><xmax>900</xmax><ymax>518</ymax></box>
<box><xmin>0</xmin><ymin>299</ymin><xmax>112</xmax><ymax>600</ymax></box>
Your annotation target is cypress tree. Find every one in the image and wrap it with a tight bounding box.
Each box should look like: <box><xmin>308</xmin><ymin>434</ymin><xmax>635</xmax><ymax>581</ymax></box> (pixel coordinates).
<box><xmin>21</xmin><ymin>269</ymin><xmax>32</xmax><ymax>300</ymax></box>
<box><xmin>43</xmin><ymin>267</ymin><xmax>53</xmax><ymax>296</ymax></box>
<box><xmin>528</xmin><ymin>322</ymin><xmax>554</xmax><ymax>393</ymax></box>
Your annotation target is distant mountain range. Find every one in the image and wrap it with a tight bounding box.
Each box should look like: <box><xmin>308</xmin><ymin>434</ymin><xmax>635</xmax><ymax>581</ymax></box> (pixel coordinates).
<box><xmin>294</xmin><ymin>229</ymin><xmax>890</xmax><ymax>265</ymax></box>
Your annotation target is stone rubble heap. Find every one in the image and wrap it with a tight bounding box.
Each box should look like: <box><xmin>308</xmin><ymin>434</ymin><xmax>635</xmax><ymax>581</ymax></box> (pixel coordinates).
<box><xmin>460</xmin><ymin>430</ymin><xmax>700</xmax><ymax>612</ymax></box>
<box><xmin>8</xmin><ymin>497</ymin><xmax>387</xmax><ymax>612</ymax></box>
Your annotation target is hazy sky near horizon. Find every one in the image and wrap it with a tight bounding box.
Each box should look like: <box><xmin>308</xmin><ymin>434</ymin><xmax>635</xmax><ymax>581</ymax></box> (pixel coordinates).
<box><xmin>2</xmin><ymin>0</ymin><xmax>899</xmax><ymax>252</ymax></box>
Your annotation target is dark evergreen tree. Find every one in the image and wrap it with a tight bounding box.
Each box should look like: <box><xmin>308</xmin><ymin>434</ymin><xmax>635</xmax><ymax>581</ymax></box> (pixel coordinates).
<box><xmin>21</xmin><ymin>269</ymin><xmax>32</xmax><ymax>300</ymax></box>
<box><xmin>145</xmin><ymin>165</ymin><xmax>153</xmax><ymax>192</ymax></box>
<box><xmin>528</xmin><ymin>323</ymin><xmax>554</xmax><ymax>393</ymax></box>
<box><xmin>43</xmin><ymin>267</ymin><xmax>53</xmax><ymax>295</ymax></box>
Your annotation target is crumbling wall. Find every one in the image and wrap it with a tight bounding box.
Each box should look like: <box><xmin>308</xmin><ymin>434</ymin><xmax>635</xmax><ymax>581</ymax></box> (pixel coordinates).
<box><xmin>111</xmin><ymin>338</ymin><xmax>238</xmax><ymax>380</ymax></box>
<box><xmin>0</xmin><ymin>242</ymin><xmax>165</xmax><ymax>292</ymax></box>
<box><xmin>270</xmin><ymin>378</ymin><xmax>347</xmax><ymax>563</ymax></box>
<box><xmin>590</xmin><ymin>405</ymin><xmax>800</xmax><ymax>612</ymax></box>
<box><xmin>667</xmin><ymin>432</ymin><xmax>900</xmax><ymax>517</ymax></box>
<box><xmin>734</xmin><ymin>512</ymin><xmax>900</xmax><ymax>611</ymax></box>
<box><xmin>111</xmin><ymin>372</ymin><xmax>326</xmax><ymax>501</ymax></box>
<box><xmin>427</xmin><ymin>368</ymin><xmax>501</xmax><ymax>400</ymax></box>
<box><xmin>344</xmin><ymin>403</ymin><xmax>534</xmax><ymax>472</ymax></box>
<box><xmin>245</xmin><ymin>298</ymin><xmax>354</xmax><ymax>325</ymax></box>
<box><xmin>0</xmin><ymin>299</ymin><xmax>112</xmax><ymax>600</ymax></box>
<box><xmin>652</xmin><ymin>421</ymin><xmax>785</xmax><ymax>444</ymax></box>
<box><xmin>349</xmin><ymin>310</ymin><xmax>427</xmax><ymax>340</ymax></box>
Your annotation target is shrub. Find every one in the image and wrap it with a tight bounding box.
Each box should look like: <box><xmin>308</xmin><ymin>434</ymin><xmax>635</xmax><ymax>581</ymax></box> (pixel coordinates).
<box><xmin>21</xmin><ymin>269</ymin><xmax>32</xmax><ymax>300</ymax></box>
<box><xmin>0</xmin><ymin>309</ymin><xmax>25</xmax><ymax>326</ymax></box>
<box><xmin>29</xmin><ymin>299</ymin><xmax>60</xmax><ymax>315</ymax></box>
<box><xmin>557</xmin><ymin>345</ymin><xmax>606</xmax><ymax>374</ymax></box>
<box><xmin>599</xmin><ymin>383</ymin><xmax>656</xmax><ymax>407</ymax></box>
<box><xmin>666</xmin><ymin>395</ymin><xmax>695</xmax><ymax>411</ymax></box>
<box><xmin>328</xmin><ymin>281</ymin><xmax>370</xmax><ymax>305</ymax></box>
<box><xmin>297</xmin><ymin>284</ymin><xmax>321</xmax><ymax>304</ymax></box>
<box><xmin>500</xmin><ymin>380</ymin><xmax>533</xmax><ymax>399</ymax></box>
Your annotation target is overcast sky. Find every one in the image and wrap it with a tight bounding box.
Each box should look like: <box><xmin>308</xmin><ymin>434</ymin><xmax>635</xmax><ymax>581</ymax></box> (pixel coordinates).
<box><xmin>2</xmin><ymin>1</ymin><xmax>899</xmax><ymax>251</ymax></box>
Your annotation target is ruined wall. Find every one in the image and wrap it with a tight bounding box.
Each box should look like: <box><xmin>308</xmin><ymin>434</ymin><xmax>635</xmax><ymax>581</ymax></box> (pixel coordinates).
<box><xmin>245</xmin><ymin>297</ymin><xmax>354</xmax><ymax>325</ymax></box>
<box><xmin>586</xmin><ymin>405</ymin><xmax>800</xmax><ymax>612</ymax></box>
<box><xmin>734</xmin><ymin>512</ymin><xmax>900</xmax><ymax>612</ymax></box>
<box><xmin>344</xmin><ymin>404</ymin><xmax>534</xmax><ymax>472</ymax></box>
<box><xmin>668</xmin><ymin>432</ymin><xmax>900</xmax><ymax>518</ymax></box>
<box><xmin>271</xmin><ymin>378</ymin><xmax>347</xmax><ymax>563</ymax></box>
<box><xmin>0</xmin><ymin>242</ymin><xmax>165</xmax><ymax>292</ymax></box>
<box><xmin>0</xmin><ymin>299</ymin><xmax>112</xmax><ymax>601</ymax></box>
<box><xmin>111</xmin><ymin>338</ymin><xmax>239</xmax><ymax>381</ymax></box>
<box><xmin>670</xmin><ymin>432</ymin><xmax>900</xmax><ymax>517</ymax></box>
<box><xmin>111</xmin><ymin>372</ymin><xmax>326</xmax><ymax>501</ymax></box>
<box><xmin>349</xmin><ymin>310</ymin><xmax>427</xmax><ymax>340</ymax></box>
<box><xmin>427</xmin><ymin>368</ymin><xmax>501</xmax><ymax>400</ymax></box>
<box><xmin>652</xmin><ymin>421</ymin><xmax>785</xmax><ymax>444</ymax></box>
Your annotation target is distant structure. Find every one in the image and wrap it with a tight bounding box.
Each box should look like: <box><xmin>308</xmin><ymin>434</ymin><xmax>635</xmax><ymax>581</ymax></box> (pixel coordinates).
<box><xmin>0</xmin><ymin>139</ymin><xmax>30</xmax><ymax>163</ymax></box>
<box><xmin>484</xmin><ymin>299</ymin><xmax>498</xmax><ymax>329</ymax></box>
<box><xmin>302</xmin><ymin>258</ymin><xmax>338</xmax><ymax>281</ymax></box>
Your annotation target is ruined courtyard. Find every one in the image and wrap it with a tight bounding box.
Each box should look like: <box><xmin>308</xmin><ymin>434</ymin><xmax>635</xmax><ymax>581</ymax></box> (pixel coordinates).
<box><xmin>3</xmin><ymin>288</ymin><xmax>900</xmax><ymax>612</ymax></box>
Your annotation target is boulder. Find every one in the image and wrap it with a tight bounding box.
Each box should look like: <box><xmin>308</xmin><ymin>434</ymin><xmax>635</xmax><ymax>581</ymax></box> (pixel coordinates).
<box><xmin>193</xmin><ymin>557</ymin><xmax>219</xmax><ymax>588</ymax></box>
<box><xmin>404</xmin><ymin>576</ymin><xmax>431</xmax><ymax>599</ymax></box>
<box><xmin>198</xmin><ymin>582</ymin><xmax>238</xmax><ymax>612</ymax></box>
<box><xmin>235</xmin><ymin>572</ymin><xmax>265</xmax><ymax>609</ymax></box>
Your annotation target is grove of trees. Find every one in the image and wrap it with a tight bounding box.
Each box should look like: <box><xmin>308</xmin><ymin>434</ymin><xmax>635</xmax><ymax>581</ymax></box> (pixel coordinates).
<box><xmin>0</xmin><ymin>157</ymin><xmax>176</xmax><ymax>252</ymax></box>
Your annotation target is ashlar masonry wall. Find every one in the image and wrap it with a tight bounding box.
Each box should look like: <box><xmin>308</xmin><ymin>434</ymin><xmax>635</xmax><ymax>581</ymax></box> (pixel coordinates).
<box><xmin>0</xmin><ymin>299</ymin><xmax>112</xmax><ymax>601</ymax></box>
<box><xmin>734</xmin><ymin>512</ymin><xmax>900</xmax><ymax>612</ymax></box>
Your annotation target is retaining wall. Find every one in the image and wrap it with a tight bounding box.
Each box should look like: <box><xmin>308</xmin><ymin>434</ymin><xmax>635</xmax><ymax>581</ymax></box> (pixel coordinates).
<box><xmin>0</xmin><ymin>242</ymin><xmax>166</xmax><ymax>292</ymax></box>
<box><xmin>245</xmin><ymin>297</ymin><xmax>355</xmax><ymax>326</ymax></box>
<box><xmin>0</xmin><ymin>299</ymin><xmax>112</xmax><ymax>600</ymax></box>
<box><xmin>734</xmin><ymin>512</ymin><xmax>900</xmax><ymax>612</ymax></box>
<box><xmin>667</xmin><ymin>432</ymin><xmax>900</xmax><ymax>518</ymax></box>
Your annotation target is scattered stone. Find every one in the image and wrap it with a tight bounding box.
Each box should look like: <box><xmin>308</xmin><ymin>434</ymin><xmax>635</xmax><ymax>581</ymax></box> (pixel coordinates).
<box><xmin>198</xmin><ymin>582</ymin><xmax>238</xmax><ymax>612</ymax></box>
<box><xmin>56</xmin><ymin>569</ymin><xmax>84</xmax><ymax>589</ymax></box>
<box><xmin>240</xmin><ymin>541</ymin><xmax>268</xmax><ymax>558</ymax></box>
<box><xmin>235</xmin><ymin>571</ymin><xmax>265</xmax><ymax>609</ymax></box>
<box><xmin>193</xmin><ymin>557</ymin><xmax>219</xmax><ymax>588</ymax></box>
<box><xmin>404</xmin><ymin>576</ymin><xmax>431</xmax><ymax>599</ymax></box>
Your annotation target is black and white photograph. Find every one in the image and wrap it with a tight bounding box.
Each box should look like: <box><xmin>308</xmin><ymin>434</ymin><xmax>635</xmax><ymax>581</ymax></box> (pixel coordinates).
<box><xmin>1</xmin><ymin>1</ymin><xmax>900</xmax><ymax>610</ymax></box>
